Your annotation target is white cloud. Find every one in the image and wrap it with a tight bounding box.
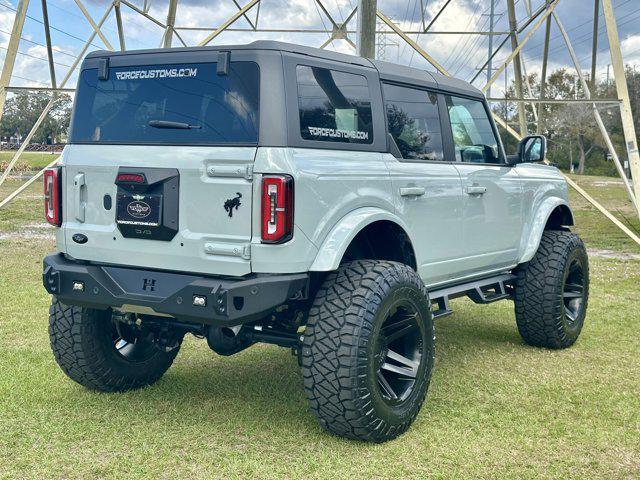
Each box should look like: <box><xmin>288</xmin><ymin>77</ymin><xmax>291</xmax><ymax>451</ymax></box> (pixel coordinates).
<box><xmin>0</xmin><ymin>8</ymin><xmax>82</xmax><ymax>90</ymax></box>
<box><xmin>621</xmin><ymin>34</ymin><xmax>640</xmax><ymax>65</ymax></box>
<box><xmin>1</xmin><ymin>10</ymin><xmax>50</xmax><ymax>88</ymax></box>
<box><xmin>1</xmin><ymin>0</ymin><xmax>637</xmax><ymax>95</ymax></box>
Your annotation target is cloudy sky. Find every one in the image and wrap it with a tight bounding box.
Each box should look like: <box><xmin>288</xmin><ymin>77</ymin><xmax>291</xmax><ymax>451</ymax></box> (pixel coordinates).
<box><xmin>0</xmin><ymin>0</ymin><xmax>638</xmax><ymax>96</ymax></box>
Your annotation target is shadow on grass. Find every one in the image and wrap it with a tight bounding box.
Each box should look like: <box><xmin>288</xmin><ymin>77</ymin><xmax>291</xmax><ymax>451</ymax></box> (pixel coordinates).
<box><xmin>435</xmin><ymin>311</ymin><xmax>524</xmax><ymax>349</ymax></box>
<box><xmin>44</xmin><ymin>307</ymin><xmax>530</xmax><ymax>439</ymax></box>
<box><xmin>18</xmin><ymin>307</ymin><xmax>530</xmax><ymax>444</ymax></box>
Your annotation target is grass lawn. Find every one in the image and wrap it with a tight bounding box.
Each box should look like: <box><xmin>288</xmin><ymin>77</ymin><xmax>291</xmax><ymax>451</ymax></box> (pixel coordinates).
<box><xmin>566</xmin><ymin>175</ymin><xmax>640</xmax><ymax>254</ymax></box>
<box><xmin>0</xmin><ymin>151</ymin><xmax>60</xmax><ymax>173</ymax></box>
<box><xmin>0</xmin><ymin>174</ymin><xmax>639</xmax><ymax>478</ymax></box>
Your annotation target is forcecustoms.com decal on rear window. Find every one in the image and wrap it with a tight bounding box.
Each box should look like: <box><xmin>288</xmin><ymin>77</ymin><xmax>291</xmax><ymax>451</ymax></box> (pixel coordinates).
<box><xmin>115</xmin><ymin>68</ymin><xmax>198</xmax><ymax>80</ymax></box>
<box><xmin>307</xmin><ymin>126</ymin><xmax>369</xmax><ymax>141</ymax></box>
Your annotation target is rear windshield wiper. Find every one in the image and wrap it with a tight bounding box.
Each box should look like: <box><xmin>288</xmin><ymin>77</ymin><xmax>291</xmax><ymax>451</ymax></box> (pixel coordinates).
<box><xmin>148</xmin><ymin>119</ymin><xmax>201</xmax><ymax>129</ymax></box>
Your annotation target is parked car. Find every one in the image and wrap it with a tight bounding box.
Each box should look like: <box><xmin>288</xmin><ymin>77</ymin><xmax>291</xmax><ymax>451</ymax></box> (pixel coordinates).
<box><xmin>43</xmin><ymin>41</ymin><xmax>589</xmax><ymax>442</ymax></box>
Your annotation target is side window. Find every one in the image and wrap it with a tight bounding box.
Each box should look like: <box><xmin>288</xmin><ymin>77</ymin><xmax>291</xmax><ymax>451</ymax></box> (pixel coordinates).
<box><xmin>383</xmin><ymin>83</ymin><xmax>444</xmax><ymax>161</ymax></box>
<box><xmin>296</xmin><ymin>65</ymin><xmax>373</xmax><ymax>144</ymax></box>
<box><xmin>445</xmin><ymin>96</ymin><xmax>503</xmax><ymax>164</ymax></box>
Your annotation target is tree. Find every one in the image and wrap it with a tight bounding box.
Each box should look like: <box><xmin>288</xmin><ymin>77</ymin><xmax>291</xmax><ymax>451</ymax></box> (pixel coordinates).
<box><xmin>556</xmin><ymin>103</ymin><xmax>600</xmax><ymax>174</ymax></box>
<box><xmin>0</xmin><ymin>93</ymin><xmax>72</xmax><ymax>144</ymax></box>
<box><xmin>493</xmin><ymin>67</ymin><xmax>626</xmax><ymax>176</ymax></box>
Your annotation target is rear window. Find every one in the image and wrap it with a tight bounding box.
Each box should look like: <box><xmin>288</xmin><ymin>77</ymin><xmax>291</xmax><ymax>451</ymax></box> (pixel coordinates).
<box><xmin>296</xmin><ymin>65</ymin><xmax>373</xmax><ymax>144</ymax></box>
<box><xmin>70</xmin><ymin>62</ymin><xmax>260</xmax><ymax>145</ymax></box>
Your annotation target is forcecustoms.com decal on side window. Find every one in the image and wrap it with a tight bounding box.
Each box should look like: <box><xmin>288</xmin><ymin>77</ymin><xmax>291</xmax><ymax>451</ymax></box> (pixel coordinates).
<box><xmin>307</xmin><ymin>126</ymin><xmax>369</xmax><ymax>141</ymax></box>
<box><xmin>115</xmin><ymin>68</ymin><xmax>198</xmax><ymax>80</ymax></box>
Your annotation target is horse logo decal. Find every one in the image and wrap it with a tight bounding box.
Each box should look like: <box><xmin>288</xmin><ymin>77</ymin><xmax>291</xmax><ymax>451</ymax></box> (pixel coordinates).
<box><xmin>224</xmin><ymin>192</ymin><xmax>242</xmax><ymax>218</ymax></box>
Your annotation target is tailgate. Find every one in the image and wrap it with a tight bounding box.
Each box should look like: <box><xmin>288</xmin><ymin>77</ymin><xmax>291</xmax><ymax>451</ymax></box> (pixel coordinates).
<box><xmin>62</xmin><ymin>144</ymin><xmax>255</xmax><ymax>277</ymax></box>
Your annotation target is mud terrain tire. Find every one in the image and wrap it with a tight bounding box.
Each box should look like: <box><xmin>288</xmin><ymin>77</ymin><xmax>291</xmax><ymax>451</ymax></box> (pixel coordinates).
<box><xmin>49</xmin><ymin>298</ymin><xmax>180</xmax><ymax>392</ymax></box>
<box><xmin>515</xmin><ymin>230</ymin><xmax>589</xmax><ymax>349</ymax></box>
<box><xmin>301</xmin><ymin>260</ymin><xmax>435</xmax><ymax>442</ymax></box>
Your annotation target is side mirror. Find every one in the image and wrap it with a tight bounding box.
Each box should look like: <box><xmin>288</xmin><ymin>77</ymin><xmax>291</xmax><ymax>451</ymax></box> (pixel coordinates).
<box><xmin>516</xmin><ymin>135</ymin><xmax>547</xmax><ymax>164</ymax></box>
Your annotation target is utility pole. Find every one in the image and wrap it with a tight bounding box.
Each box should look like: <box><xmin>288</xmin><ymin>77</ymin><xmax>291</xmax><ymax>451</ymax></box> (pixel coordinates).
<box><xmin>163</xmin><ymin>0</ymin><xmax>179</xmax><ymax>48</ymax></box>
<box><xmin>41</xmin><ymin>0</ymin><xmax>56</xmax><ymax>90</ymax></box>
<box><xmin>0</xmin><ymin>0</ymin><xmax>30</xmax><ymax>123</ymax></box>
<box><xmin>487</xmin><ymin>0</ymin><xmax>495</xmax><ymax>98</ymax></box>
<box><xmin>504</xmin><ymin>65</ymin><xmax>508</xmax><ymax>122</ymax></box>
<box><xmin>590</xmin><ymin>0</ymin><xmax>600</xmax><ymax>91</ymax></box>
<box><xmin>506</xmin><ymin>0</ymin><xmax>528</xmax><ymax>136</ymax></box>
<box><xmin>114</xmin><ymin>0</ymin><xmax>126</xmax><ymax>51</ymax></box>
<box><xmin>537</xmin><ymin>0</ymin><xmax>552</xmax><ymax>134</ymax></box>
<box><xmin>602</xmin><ymin>0</ymin><xmax>640</xmax><ymax>214</ymax></box>
<box><xmin>376</xmin><ymin>17</ymin><xmax>399</xmax><ymax>62</ymax></box>
<box><xmin>357</xmin><ymin>0</ymin><xmax>377</xmax><ymax>58</ymax></box>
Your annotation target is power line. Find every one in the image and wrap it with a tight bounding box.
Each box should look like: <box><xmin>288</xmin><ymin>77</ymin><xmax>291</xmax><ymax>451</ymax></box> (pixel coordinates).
<box><xmin>333</xmin><ymin>0</ymin><xmax>345</xmax><ymax>25</ymax></box>
<box><xmin>312</xmin><ymin>0</ymin><xmax>333</xmax><ymax>48</ymax></box>
<box><xmin>452</xmin><ymin>5</ymin><xmax>508</xmax><ymax>76</ymax></box>
<box><xmin>445</xmin><ymin>1</ymin><xmax>490</xmax><ymax>74</ymax></box>
<box><xmin>488</xmin><ymin>6</ymin><xmax>640</xmax><ymax>75</ymax></box>
<box><xmin>448</xmin><ymin>0</ymin><xmax>515</xmax><ymax>73</ymax></box>
<box><xmin>520</xmin><ymin>0</ymin><xmax>633</xmax><ymax>54</ymax></box>
<box><xmin>399</xmin><ymin>0</ymin><xmax>417</xmax><ymax>58</ymax></box>
<box><xmin>0</xmin><ymin>1</ymin><xmax>104</xmax><ymax>50</ymax></box>
<box><xmin>7</xmin><ymin>73</ymin><xmax>50</xmax><ymax>86</ymax></box>
<box><xmin>408</xmin><ymin>0</ymin><xmax>427</xmax><ymax>66</ymax></box>
<box><xmin>0</xmin><ymin>44</ymin><xmax>73</xmax><ymax>68</ymax></box>
<box><xmin>0</xmin><ymin>26</ymin><xmax>77</xmax><ymax>59</ymax></box>
<box><xmin>492</xmin><ymin>0</ymin><xmax>637</xmax><ymax>67</ymax></box>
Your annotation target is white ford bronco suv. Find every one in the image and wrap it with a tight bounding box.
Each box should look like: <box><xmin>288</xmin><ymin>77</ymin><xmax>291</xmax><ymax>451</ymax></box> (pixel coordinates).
<box><xmin>43</xmin><ymin>41</ymin><xmax>589</xmax><ymax>442</ymax></box>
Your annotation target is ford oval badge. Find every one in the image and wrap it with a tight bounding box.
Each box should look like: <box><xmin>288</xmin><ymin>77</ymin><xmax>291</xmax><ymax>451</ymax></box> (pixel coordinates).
<box><xmin>72</xmin><ymin>233</ymin><xmax>88</xmax><ymax>244</ymax></box>
<box><xmin>127</xmin><ymin>200</ymin><xmax>151</xmax><ymax>219</ymax></box>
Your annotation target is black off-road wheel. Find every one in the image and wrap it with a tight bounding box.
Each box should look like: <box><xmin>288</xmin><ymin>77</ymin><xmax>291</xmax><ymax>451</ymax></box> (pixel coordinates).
<box><xmin>301</xmin><ymin>260</ymin><xmax>435</xmax><ymax>442</ymax></box>
<box><xmin>515</xmin><ymin>230</ymin><xmax>589</xmax><ymax>349</ymax></box>
<box><xmin>48</xmin><ymin>297</ymin><xmax>181</xmax><ymax>392</ymax></box>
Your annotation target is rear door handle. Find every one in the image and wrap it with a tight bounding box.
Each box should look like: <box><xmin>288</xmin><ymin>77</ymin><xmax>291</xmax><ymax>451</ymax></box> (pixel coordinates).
<box><xmin>400</xmin><ymin>187</ymin><xmax>426</xmax><ymax>197</ymax></box>
<box><xmin>73</xmin><ymin>173</ymin><xmax>86</xmax><ymax>222</ymax></box>
<box><xmin>465</xmin><ymin>185</ymin><xmax>487</xmax><ymax>196</ymax></box>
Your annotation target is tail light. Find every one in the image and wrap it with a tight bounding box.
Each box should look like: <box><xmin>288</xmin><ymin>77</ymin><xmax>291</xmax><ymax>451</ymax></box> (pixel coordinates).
<box><xmin>44</xmin><ymin>167</ymin><xmax>62</xmax><ymax>226</ymax></box>
<box><xmin>261</xmin><ymin>175</ymin><xmax>294</xmax><ymax>243</ymax></box>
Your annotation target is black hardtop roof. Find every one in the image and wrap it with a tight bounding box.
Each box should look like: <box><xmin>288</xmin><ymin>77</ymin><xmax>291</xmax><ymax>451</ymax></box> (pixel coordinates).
<box><xmin>85</xmin><ymin>40</ymin><xmax>482</xmax><ymax>97</ymax></box>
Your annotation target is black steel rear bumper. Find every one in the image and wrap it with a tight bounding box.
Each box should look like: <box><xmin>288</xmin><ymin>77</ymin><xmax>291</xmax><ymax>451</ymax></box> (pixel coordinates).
<box><xmin>43</xmin><ymin>254</ymin><xmax>309</xmax><ymax>327</ymax></box>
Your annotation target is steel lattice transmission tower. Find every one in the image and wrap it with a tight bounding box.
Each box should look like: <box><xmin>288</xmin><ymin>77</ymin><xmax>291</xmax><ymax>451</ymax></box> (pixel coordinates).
<box><xmin>0</xmin><ymin>0</ymin><xmax>638</xmax><ymax>244</ymax></box>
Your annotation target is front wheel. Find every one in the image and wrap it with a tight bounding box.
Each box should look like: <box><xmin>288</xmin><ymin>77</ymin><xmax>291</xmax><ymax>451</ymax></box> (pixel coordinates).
<box><xmin>514</xmin><ymin>230</ymin><xmax>589</xmax><ymax>349</ymax></box>
<box><xmin>48</xmin><ymin>298</ymin><xmax>181</xmax><ymax>392</ymax></box>
<box><xmin>301</xmin><ymin>260</ymin><xmax>435</xmax><ymax>442</ymax></box>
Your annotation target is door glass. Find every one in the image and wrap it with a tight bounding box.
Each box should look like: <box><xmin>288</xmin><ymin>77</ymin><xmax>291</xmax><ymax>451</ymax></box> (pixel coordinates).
<box><xmin>383</xmin><ymin>83</ymin><xmax>444</xmax><ymax>161</ymax></box>
<box><xmin>296</xmin><ymin>65</ymin><xmax>373</xmax><ymax>144</ymax></box>
<box><xmin>446</xmin><ymin>96</ymin><xmax>503</xmax><ymax>164</ymax></box>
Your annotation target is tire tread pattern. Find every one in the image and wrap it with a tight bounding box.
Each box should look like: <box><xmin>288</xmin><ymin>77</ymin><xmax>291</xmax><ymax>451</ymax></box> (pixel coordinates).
<box><xmin>301</xmin><ymin>260</ymin><xmax>434</xmax><ymax>442</ymax></box>
<box><xmin>514</xmin><ymin>230</ymin><xmax>589</xmax><ymax>349</ymax></box>
<box><xmin>48</xmin><ymin>297</ymin><xmax>179</xmax><ymax>392</ymax></box>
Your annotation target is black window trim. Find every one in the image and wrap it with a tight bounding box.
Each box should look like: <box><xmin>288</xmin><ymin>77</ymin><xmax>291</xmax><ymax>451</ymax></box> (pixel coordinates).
<box><xmin>442</xmin><ymin>92</ymin><xmax>509</xmax><ymax>167</ymax></box>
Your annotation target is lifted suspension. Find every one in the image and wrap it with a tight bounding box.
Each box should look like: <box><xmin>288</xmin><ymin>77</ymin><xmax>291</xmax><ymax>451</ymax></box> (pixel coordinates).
<box><xmin>114</xmin><ymin>309</ymin><xmax>305</xmax><ymax>357</ymax></box>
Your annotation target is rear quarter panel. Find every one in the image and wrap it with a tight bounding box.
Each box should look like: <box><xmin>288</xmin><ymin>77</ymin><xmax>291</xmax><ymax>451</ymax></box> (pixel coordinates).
<box><xmin>250</xmin><ymin>147</ymin><xmax>394</xmax><ymax>273</ymax></box>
